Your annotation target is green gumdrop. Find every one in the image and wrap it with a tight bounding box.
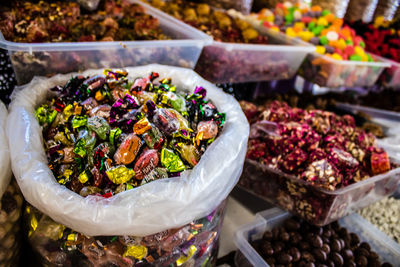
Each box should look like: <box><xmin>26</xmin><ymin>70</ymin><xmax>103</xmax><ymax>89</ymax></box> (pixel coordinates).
<box><xmin>346</xmin><ymin>39</ymin><xmax>353</xmax><ymax>45</ymax></box>
<box><xmin>285</xmin><ymin>13</ymin><xmax>294</xmax><ymax>23</ymax></box>
<box><xmin>367</xmin><ymin>53</ymin><xmax>373</xmax><ymax>62</ymax></box>
<box><xmin>308</xmin><ymin>21</ymin><xmax>316</xmax><ymax>30</ymax></box>
<box><xmin>359</xmin><ymin>41</ymin><xmax>366</xmax><ymax>48</ymax></box>
<box><xmin>320</xmin><ymin>36</ymin><xmax>329</xmax><ymax>45</ymax></box>
<box><xmin>321</xmin><ymin>10</ymin><xmax>331</xmax><ymax>16</ymax></box>
<box><xmin>350</xmin><ymin>54</ymin><xmax>362</xmax><ymax>61</ymax></box>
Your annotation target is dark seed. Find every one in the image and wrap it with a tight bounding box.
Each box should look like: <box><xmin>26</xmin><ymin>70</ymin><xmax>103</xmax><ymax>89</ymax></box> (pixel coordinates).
<box><xmin>288</xmin><ymin>247</ymin><xmax>301</xmax><ymax>262</ymax></box>
<box><xmin>355</xmin><ymin>255</ymin><xmax>368</xmax><ymax>267</ymax></box>
<box><xmin>278</xmin><ymin>253</ymin><xmax>293</xmax><ymax>264</ymax></box>
<box><xmin>312</xmin><ymin>235</ymin><xmax>323</xmax><ymax>248</ymax></box>
<box><xmin>301</xmin><ymin>251</ymin><xmax>315</xmax><ymax>262</ymax></box>
<box><xmin>322</xmin><ymin>243</ymin><xmax>330</xmax><ymax>254</ymax></box>
<box><xmin>331</xmin><ymin>239</ymin><xmax>341</xmax><ymax>252</ymax></box>
<box><xmin>342</xmin><ymin>249</ymin><xmax>354</xmax><ymax>261</ymax></box>
<box><xmin>312</xmin><ymin>248</ymin><xmax>327</xmax><ymax>262</ymax></box>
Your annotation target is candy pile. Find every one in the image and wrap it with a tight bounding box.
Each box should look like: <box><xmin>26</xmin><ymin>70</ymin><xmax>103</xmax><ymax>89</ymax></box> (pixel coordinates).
<box><xmin>35</xmin><ymin>70</ymin><xmax>225</xmax><ymax>197</ymax></box>
<box><xmin>249</xmin><ymin>2</ymin><xmax>375</xmax><ymax>61</ymax></box>
<box><xmin>0</xmin><ymin>0</ymin><xmax>169</xmax><ymax>43</ymax></box>
<box><xmin>25</xmin><ymin>201</ymin><xmax>225</xmax><ymax>266</ymax></box>
<box><xmin>147</xmin><ymin>0</ymin><xmax>268</xmax><ymax>44</ymax></box>
<box><xmin>347</xmin><ymin>16</ymin><xmax>400</xmax><ymax>62</ymax></box>
<box><xmin>244</xmin><ymin>100</ymin><xmax>391</xmax><ymax>191</ymax></box>
<box><xmin>251</xmin><ymin>216</ymin><xmax>394</xmax><ymax>266</ymax></box>
<box><xmin>359</xmin><ymin>196</ymin><xmax>400</xmax><ymax>243</ymax></box>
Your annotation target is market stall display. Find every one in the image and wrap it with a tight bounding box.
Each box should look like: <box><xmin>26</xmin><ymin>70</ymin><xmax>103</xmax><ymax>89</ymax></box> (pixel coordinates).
<box><xmin>7</xmin><ymin>64</ymin><xmax>249</xmax><ymax>265</ymax></box>
<box><xmin>145</xmin><ymin>0</ymin><xmax>314</xmax><ymax>83</ymax></box>
<box><xmin>0</xmin><ymin>0</ymin><xmax>210</xmax><ymax>85</ymax></box>
<box><xmin>0</xmin><ymin>102</ymin><xmax>23</xmax><ymax>267</ymax></box>
<box><xmin>238</xmin><ymin>100</ymin><xmax>400</xmax><ymax>225</ymax></box>
<box><xmin>234</xmin><ymin>208</ymin><xmax>399</xmax><ymax>267</ymax></box>
<box><xmin>240</xmin><ymin>2</ymin><xmax>390</xmax><ymax>88</ymax></box>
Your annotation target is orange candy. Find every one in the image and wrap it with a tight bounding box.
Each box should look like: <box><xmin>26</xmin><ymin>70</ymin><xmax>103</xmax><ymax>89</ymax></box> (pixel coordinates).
<box><xmin>325</xmin><ymin>13</ymin><xmax>335</xmax><ymax>23</ymax></box>
<box><xmin>311</xmin><ymin>5</ymin><xmax>322</xmax><ymax>12</ymax></box>
<box><xmin>113</xmin><ymin>133</ymin><xmax>142</xmax><ymax>165</ymax></box>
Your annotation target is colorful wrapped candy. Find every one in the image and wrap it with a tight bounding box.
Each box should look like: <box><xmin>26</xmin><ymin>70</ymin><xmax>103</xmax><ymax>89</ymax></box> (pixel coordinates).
<box><xmin>25</xmin><ymin>201</ymin><xmax>225</xmax><ymax>267</ymax></box>
<box><xmin>35</xmin><ymin>69</ymin><xmax>225</xmax><ymax>197</ymax></box>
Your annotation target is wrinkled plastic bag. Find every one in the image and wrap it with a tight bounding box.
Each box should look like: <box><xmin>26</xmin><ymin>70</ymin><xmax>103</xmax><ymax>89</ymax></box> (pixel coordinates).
<box><xmin>7</xmin><ymin>64</ymin><xmax>249</xmax><ymax>236</ymax></box>
<box><xmin>0</xmin><ymin>102</ymin><xmax>11</xmax><ymax>198</ymax></box>
<box><xmin>0</xmin><ymin>101</ymin><xmax>23</xmax><ymax>267</ymax></box>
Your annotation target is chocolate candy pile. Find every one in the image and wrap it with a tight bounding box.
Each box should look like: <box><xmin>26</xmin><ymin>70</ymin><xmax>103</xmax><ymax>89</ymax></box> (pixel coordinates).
<box><xmin>35</xmin><ymin>69</ymin><xmax>225</xmax><ymax>197</ymax></box>
<box><xmin>244</xmin><ymin>100</ymin><xmax>391</xmax><ymax>191</ymax></box>
<box><xmin>249</xmin><ymin>3</ymin><xmax>375</xmax><ymax>61</ymax></box>
<box><xmin>147</xmin><ymin>0</ymin><xmax>268</xmax><ymax>44</ymax></box>
<box><xmin>251</xmin><ymin>216</ymin><xmax>394</xmax><ymax>266</ymax></box>
<box><xmin>0</xmin><ymin>0</ymin><xmax>169</xmax><ymax>43</ymax></box>
<box><xmin>25</xmin><ymin>201</ymin><xmax>225</xmax><ymax>266</ymax></box>
<box><xmin>359</xmin><ymin>196</ymin><xmax>400</xmax><ymax>243</ymax></box>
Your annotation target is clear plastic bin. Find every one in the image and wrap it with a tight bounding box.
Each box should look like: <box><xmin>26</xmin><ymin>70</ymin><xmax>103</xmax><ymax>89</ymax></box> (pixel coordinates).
<box><xmin>243</xmin><ymin>19</ymin><xmax>390</xmax><ymax>88</ymax></box>
<box><xmin>234</xmin><ymin>207</ymin><xmax>400</xmax><ymax>267</ymax></box>
<box><xmin>238</xmin><ymin>158</ymin><xmax>400</xmax><ymax>226</ymax></box>
<box><xmin>141</xmin><ymin>1</ymin><xmax>314</xmax><ymax>84</ymax></box>
<box><xmin>0</xmin><ymin>0</ymin><xmax>211</xmax><ymax>85</ymax></box>
<box><xmin>378</xmin><ymin>57</ymin><xmax>400</xmax><ymax>89</ymax></box>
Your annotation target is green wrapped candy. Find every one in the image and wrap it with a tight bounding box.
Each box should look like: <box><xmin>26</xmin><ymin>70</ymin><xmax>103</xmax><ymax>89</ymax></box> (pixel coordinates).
<box><xmin>106</xmin><ymin>166</ymin><xmax>135</xmax><ymax>184</ymax></box>
<box><xmin>143</xmin><ymin>126</ymin><xmax>164</xmax><ymax>149</ymax></box>
<box><xmin>161</xmin><ymin>92</ymin><xmax>187</xmax><ymax>115</ymax></box>
<box><xmin>141</xmin><ymin>167</ymin><xmax>168</xmax><ymax>185</ymax></box>
<box><xmin>72</xmin><ymin>115</ymin><xmax>88</xmax><ymax>129</ymax></box>
<box><xmin>35</xmin><ymin>105</ymin><xmax>57</xmax><ymax>126</ymax></box>
<box><xmin>73</xmin><ymin>129</ymin><xmax>96</xmax><ymax>158</ymax></box>
<box><xmin>161</xmin><ymin>148</ymin><xmax>185</xmax><ymax>172</ymax></box>
<box><xmin>87</xmin><ymin>116</ymin><xmax>110</xmax><ymax>140</ymax></box>
<box><xmin>109</xmin><ymin>128</ymin><xmax>122</xmax><ymax>146</ymax></box>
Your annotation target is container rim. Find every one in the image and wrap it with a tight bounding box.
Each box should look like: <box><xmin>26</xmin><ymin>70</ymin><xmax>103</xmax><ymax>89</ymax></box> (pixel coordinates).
<box><xmin>0</xmin><ymin>0</ymin><xmax>212</xmax><ymax>52</ymax></box>
<box><xmin>210</xmin><ymin>40</ymin><xmax>315</xmax><ymax>52</ymax></box>
<box><xmin>245</xmin><ymin>158</ymin><xmax>400</xmax><ymax>195</ymax></box>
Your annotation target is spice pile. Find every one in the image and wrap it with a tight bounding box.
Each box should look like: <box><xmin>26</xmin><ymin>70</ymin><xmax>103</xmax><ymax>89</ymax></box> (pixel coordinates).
<box><xmin>251</xmin><ymin>216</ymin><xmax>394</xmax><ymax>266</ymax></box>
<box><xmin>35</xmin><ymin>69</ymin><xmax>225</xmax><ymax>197</ymax></box>
<box><xmin>0</xmin><ymin>0</ymin><xmax>169</xmax><ymax>43</ymax></box>
<box><xmin>243</xmin><ymin>100</ymin><xmax>391</xmax><ymax>191</ymax></box>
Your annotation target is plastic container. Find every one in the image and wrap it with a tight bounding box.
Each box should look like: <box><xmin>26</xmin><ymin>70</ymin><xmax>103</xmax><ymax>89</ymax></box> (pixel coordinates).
<box><xmin>193</xmin><ymin>13</ymin><xmax>314</xmax><ymax>84</ymax></box>
<box><xmin>378</xmin><ymin>57</ymin><xmax>400</xmax><ymax>89</ymax></box>
<box><xmin>238</xmin><ymin>158</ymin><xmax>400</xmax><ymax>226</ymax></box>
<box><xmin>241</xmin><ymin>14</ymin><xmax>390</xmax><ymax>88</ymax></box>
<box><xmin>0</xmin><ymin>1</ymin><xmax>211</xmax><ymax>85</ymax></box>
<box><xmin>234</xmin><ymin>207</ymin><xmax>400</xmax><ymax>267</ymax></box>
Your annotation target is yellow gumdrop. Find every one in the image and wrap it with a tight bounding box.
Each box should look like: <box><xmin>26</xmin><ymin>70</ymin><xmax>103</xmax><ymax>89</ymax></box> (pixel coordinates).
<box><xmin>317</xmin><ymin>17</ymin><xmax>328</xmax><ymax>27</ymax></box>
<box><xmin>361</xmin><ymin>53</ymin><xmax>368</xmax><ymax>62</ymax></box>
<box><xmin>331</xmin><ymin>53</ymin><xmax>343</xmax><ymax>60</ymax></box>
<box><xmin>354</xmin><ymin>46</ymin><xmax>365</xmax><ymax>56</ymax></box>
<box><xmin>286</xmin><ymin>27</ymin><xmax>297</xmax><ymax>37</ymax></box>
<box><xmin>316</xmin><ymin>45</ymin><xmax>326</xmax><ymax>54</ymax></box>
<box><xmin>337</xmin><ymin>39</ymin><xmax>346</xmax><ymax>51</ymax></box>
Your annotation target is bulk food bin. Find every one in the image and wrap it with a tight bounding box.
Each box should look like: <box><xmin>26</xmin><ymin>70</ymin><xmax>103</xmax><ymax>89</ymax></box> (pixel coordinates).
<box><xmin>0</xmin><ymin>102</ymin><xmax>23</xmax><ymax>267</ymax></box>
<box><xmin>140</xmin><ymin>1</ymin><xmax>315</xmax><ymax>84</ymax></box>
<box><xmin>234</xmin><ymin>207</ymin><xmax>400</xmax><ymax>267</ymax></box>
<box><xmin>0</xmin><ymin>1</ymin><xmax>212</xmax><ymax>85</ymax></box>
<box><xmin>378</xmin><ymin>57</ymin><xmax>400</xmax><ymax>90</ymax></box>
<box><xmin>241</xmin><ymin>18</ymin><xmax>391</xmax><ymax>88</ymax></box>
<box><xmin>6</xmin><ymin>64</ymin><xmax>249</xmax><ymax>266</ymax></box>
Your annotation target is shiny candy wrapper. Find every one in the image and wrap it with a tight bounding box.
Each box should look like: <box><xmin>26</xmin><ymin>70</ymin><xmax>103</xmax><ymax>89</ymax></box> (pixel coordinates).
<box><xmin>87</xmin><ymin>116</ymin><xmax>110</xmax><ymax>140</ymax></box>
<box><xmin>106</xmin><ymin>166</ymin><xmax>135</xmax><ymax>185</ymax></box>
<box><xmin>161</xmin><ymin>148</ymin><xmax>186</xmax><ymax>173</ymax></box>
<box><xmin>113</xmin><ymin>133</ymin><xmax>142</xmax><ymax>165</ymax></box>
<box><xmin>24</xmin><ymin>201</ymin><xmax>226</xmax><ymax>267</ymax></box>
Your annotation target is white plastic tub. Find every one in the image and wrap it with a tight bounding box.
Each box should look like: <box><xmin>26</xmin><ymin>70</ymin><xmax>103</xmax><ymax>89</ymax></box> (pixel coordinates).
<box><xmin>234</xmin><ymin>207</ymin><xmax>400</xmax><ymax>267</ymax></box>
<box><xmin>0</xmin><ymin>1</ymin><xmax>212</xmax><ymax>85</ymax></box>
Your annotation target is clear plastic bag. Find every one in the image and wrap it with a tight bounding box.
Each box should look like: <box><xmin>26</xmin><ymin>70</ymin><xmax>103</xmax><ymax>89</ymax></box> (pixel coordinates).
<box><xmin>312</xmin><ymin>0</ymin><xmax>350</xmax><ymax>18</ymax></box>
<box><xmin>345</xmin><ymin>0</ymin><xmax>379</xmax><ymax>22</ymax></box>
<box><xmin>0</xmin><ymin>102</ymin><xmax>23</xmax><ymax>267</ymax></box>
<box><xmin>25</xmin><ymin>200</ymin><xmax>225</xmax><ymax>267</ymax></box>
<box><xmin>7</xmin><ymin>64</ymin><xmax>249</xmax><ymax>237</ymax></box>
<box><xmin>373</xmin><ymin>0</ymin><xmax>399</xmax><ymax>20</ymax></box>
